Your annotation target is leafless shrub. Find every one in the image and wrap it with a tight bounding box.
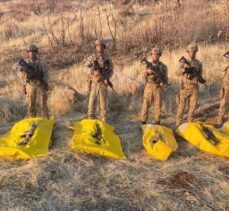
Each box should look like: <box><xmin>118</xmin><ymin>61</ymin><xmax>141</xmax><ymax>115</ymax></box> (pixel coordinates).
<box><xmin>7</xmin><ymin>1</ymin><xmax>33</xmax><ymax>22</ymax></box>
<box><xmin>3</xmin><ymin>22</ymin><xmax>19</xmax><ymax>40</ymax></box>
<box><xmin>105</xmin><ymin>10</ymin><xmax>120</xmax><ymax>51</ymax></box>
<box><xmin>7</xmin><ymin>0</ymin><xmax>74</xmax><ymax>20</ymax></box>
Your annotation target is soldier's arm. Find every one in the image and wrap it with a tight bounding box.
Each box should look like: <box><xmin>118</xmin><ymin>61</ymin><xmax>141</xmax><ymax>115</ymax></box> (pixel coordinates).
<box><xmin>85</xmin><ymin>55</ymin><xmax>95</xmax><ymax>71</ymax></box>
<box><xmin>41</xmin><ymin>60</ymin><xmax>49</xmax><ymax>82</ymax></box>
<box><xmin>107</xmin><ymin>58</ymin><xmax>114</xmax><ymax>79</ymax></box>
<box><xmin>199</xmin><ymin>62</ymin><xmax>203</xmax><ymax>75</ymax></box>
<box><xmin>13</xmin><ymin>62</ymin><xmax>27</xmax><ymax>88</ymax></box>
<box><xmin>141</xmin><ymin>66</ymin><xmax>148</xmax><ymax>82</ymax></box>
<box><xmin>175</xmin><ymin>63</ymin><xmax>185</xmax><ymax>76</ymax></box>
<box><xmin>163</xmin><ymin>65</ymin><xmax>168</xmax><ymax>83</ymax></box>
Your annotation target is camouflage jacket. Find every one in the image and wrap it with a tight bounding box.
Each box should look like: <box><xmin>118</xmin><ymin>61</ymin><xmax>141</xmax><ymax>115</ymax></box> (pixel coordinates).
<box><xmin>176</xmin><ymin>58</ymin><xmax>203</xmax><ymax>89</ymax></box>
<box><xmin>142</xmin><ymin>61</ymin><xmax>168</xmax><ymax>85</ymax></box>
<box><xmin>85</xmin><ymin>53</ymin><xmax>113</xmax><ymax>84</ymax></box>
<box><xmin>17</xmin><ymin>58</ymin><xmax>49</xmax><ymax>86</ymax></box>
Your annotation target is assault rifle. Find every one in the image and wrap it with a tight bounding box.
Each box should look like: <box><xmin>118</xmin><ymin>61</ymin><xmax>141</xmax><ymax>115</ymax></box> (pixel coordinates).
<box><xmin>89</xmin><ymin>60</ymin><xmax>114</xmax><ymax>91</ymax></box>
<box><xmin>18</xmin><ymin>58</ymin><xmax>49</xmax><ymax>90</ymax></box>
<box><xmin>141</xmin><ymin>57</ymin><xmax>168</xmax><ymax>88</ymax></box>
<box><xmin>179</xmin><ymin>56</ymin><xmax>206</xmax><ymax>84</ymax></box>
<box><xmin>201</xmin><ymin>124</ymin><xmax>220</xmax><ymax>145</ymax></box>
<box><xmin>19</xmin><ymin>122</ymin><xmax>36</xmax><ymax>146</ymax></box>
<box><xmin>92</xmin><ymin>123</ymin><xmax>106</xmax><ymax>145</ymax></box>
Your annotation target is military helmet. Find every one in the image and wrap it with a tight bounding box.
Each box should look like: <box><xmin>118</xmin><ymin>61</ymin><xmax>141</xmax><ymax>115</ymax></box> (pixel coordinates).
<box><xmin>187</xmin><ymin>43</ymin><xmax>198</xmax><ymax>52</ymax></box>
<box><xmin>95</xmin><ymin>39</ymin><xmax>106</xmax><ymax>48</ymax></box>
<box><xmin>27</xmin><ymin>43</ymin><xmax>38</xmax><ymax>53</ymax></box>
<box><xmin>151</xmin><ymin>47</ymin><xmax>162</xmax><ymax>56</ymax></box>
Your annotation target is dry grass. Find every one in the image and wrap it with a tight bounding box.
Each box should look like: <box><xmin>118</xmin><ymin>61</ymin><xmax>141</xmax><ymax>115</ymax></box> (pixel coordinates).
<box><xmin>0</xmin><ymin>98</ymin><xmax>25</xmax><ymax>124</ymax></box>
<box><xmin>0</xmin><ymin>44</ymin><xmax>228</xmax><ymax>210</ymax></box>
<box><xmin>0</xmin><ymin>114</ymin><xmax>228</xmax><ymax>210</ymax></box>
<box><xmin>0</xmin><ymin>0</ymin><xmax>229</xmax><ymax>210</ymax></box>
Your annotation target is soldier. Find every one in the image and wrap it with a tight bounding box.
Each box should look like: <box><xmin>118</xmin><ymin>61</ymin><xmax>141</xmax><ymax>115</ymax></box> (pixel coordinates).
<box><xmin>140</xmin><ymin>47</ymin><xmax>168</xmax><ymax>125</ymax></box>
<box><xmin>217</xmin><ymin>51</ymin><xmax>229</xmax><ymax>126</ymax></box>
<box><xmin>176</xmin><ymin>43</ymin><xmax>204</xmax><ymax>127</ymax></box>
<box><xmin>85</xmin><ymin>40</ymin><xmax>113</xmax><ymax>122</ymax></box>
<box><xmin>18</xmin><ymin>44</ymin><xmax>49</xmax><ymax>118</ymax></box>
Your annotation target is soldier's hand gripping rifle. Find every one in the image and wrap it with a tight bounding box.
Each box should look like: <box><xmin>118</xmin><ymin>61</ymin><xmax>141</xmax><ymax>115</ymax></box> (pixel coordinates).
<box><xmin>141</xmin><ymin>57</ymin><xmax>168</xmax><ymax>88</ymax></box>
<box><xmin>18</xmin><ymin>58</ymin><xmax>49</xmax><ymax>90</ymax></box>
<box><xmin>179</xmin><ymin>56</ymin><xmax>206</xmax><ymax>84</ymax></box>
<box><xmin>89</xmin><ymin>60</ymin><xmax>115</xmax><ymax>92</ymax></box>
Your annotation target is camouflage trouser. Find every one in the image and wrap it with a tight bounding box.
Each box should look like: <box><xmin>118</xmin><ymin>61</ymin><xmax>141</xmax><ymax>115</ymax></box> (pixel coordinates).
<box><xmin>176</xmin><ymin>88</ymin><xmax>198</xmax><ymax>126</ymax></box>
<box><xmin>218</xmin><ymin>86</ymin><xmax>229</xmax><ymax>124</ymax></box>
<box><xmin>87</xmin><ymin>83</ymin><xmax>108</xmax><ymax>121</ymax></box>
<box><xmin>25</xmin><ymin>83</ymin><xmax>49</xmax><ymax>118</ymax></box>
<box><xmin>141</xmin><ymin>83</ymin><xmax>162</xmax><ymax>123</ymax></box>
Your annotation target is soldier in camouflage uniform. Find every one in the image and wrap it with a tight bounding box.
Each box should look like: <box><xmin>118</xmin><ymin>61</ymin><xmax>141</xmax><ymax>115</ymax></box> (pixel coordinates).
<box><xmin>19</xmin><ymin>44</ymin><xmax>49</xmax><ymax>118</ymax></box>
<box><xmin>85</xmin><ymin>40</ymin><xmax>113</xmax><ymax>122</ymax></box>
<box><xmin>217</xmin><ymin>51</ymin><xmax>229</xmax><ymax>126</ymax></box>
<box><xmin>141</xmin><ymin>47</ymin><xmax>168</xmax><ymax>125</ymax></box>
<box><xmin>176</xmin><ymin>43</ymin><xmax>203</xmax><ymax>127</ymax></box>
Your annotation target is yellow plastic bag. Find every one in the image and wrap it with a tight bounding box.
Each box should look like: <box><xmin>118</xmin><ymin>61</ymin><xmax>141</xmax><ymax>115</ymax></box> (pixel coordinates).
<box><xmin>141</xmin><ymin>124</ymin><xmax>178</xmax><ymax>161</ymax></box>
<box><xmin>176</xmin><ymin>122</ymin><xmax>229</xmax><ymax>157</ymax></box>
<box><xmin>70</xmin><ymin>119</ymin><xmax>126</xmax><ymax>159</ymax></box>
<box><xmin>0</xmin><ymin>117</ymin><xmax>54</xmax><ymax>159</ymax></box>
<box><xmin>220</xmin><ymin>122</ymin><xmax>229</xmax><ymax>135</ymax></box>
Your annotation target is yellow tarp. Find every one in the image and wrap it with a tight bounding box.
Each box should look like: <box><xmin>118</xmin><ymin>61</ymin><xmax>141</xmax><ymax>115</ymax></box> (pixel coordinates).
<box><xmin>220</xmin><ymin>122</ymin><xmax>229</xmax><ymax>135</ymax></box>
<box><xmin>0</xmin><ymin>117</ymin><xmax>54</xmax><ymax>159</ymax></box>
<box><xmin>176</xmin><ymin>122</ymin><xmax>229</xmax><ymax>157</ymax></box>
<box><xmin>141</xmin><ymin>124</ymin><xmax>178</xmax><ymax>161</ymax></box>
<box><xmin>70</xmin><ymin>119</ymin><xmax>126</xmax><ymax>159</ymax></box>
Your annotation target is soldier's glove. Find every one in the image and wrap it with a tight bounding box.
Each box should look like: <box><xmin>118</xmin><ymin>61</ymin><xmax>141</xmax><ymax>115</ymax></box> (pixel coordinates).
<box><xmin>160</xmin><ymin>82</ymin><xmax>169</xmax><ymax>88</ymax></box>
<box><xmin>184</xmin><ymin>64</ymin><xmax>190</xmax><ymax>68</ymax></box>
<box><xmin>160</xmin><ymin>83</ymin><xmax>167</xmax><ymax>88</ymax></box>
<box><xmin>93</xmin><ymin>70</ymin><xmax>100</xmax><ymax>76</ymax></box>
<box><xmin>146</xmin><ymin>68</ymin><xmax>154</xmax><ymax>75</ymax></box>
<box><xmin>104</xmin><ymin>79</ymin><xmax>108</xmax><ymax>85</ymax></box>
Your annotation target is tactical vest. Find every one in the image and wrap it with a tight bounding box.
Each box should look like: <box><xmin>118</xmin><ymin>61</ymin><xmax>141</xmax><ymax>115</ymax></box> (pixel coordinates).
<box><xmin>90</xmin><ymin>53</ymin><xmax>112</xmax><ymax>84</ymax></box>
<box><xmin>182</xmin><ymin>59</ymin><xmax>202</xmax><ymax>89</ymax></box>
<box><xmin>145</xmin><ymin>62</ymin><xmax>166</xmax><ymax>84</ymax></box>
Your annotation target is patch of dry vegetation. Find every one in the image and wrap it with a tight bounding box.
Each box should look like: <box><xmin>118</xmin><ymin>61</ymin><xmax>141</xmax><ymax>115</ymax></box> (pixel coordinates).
<box><xmin>0</xmin><ymin>116</ymin><xmax>228</xmax><ymax>210</ymax></box>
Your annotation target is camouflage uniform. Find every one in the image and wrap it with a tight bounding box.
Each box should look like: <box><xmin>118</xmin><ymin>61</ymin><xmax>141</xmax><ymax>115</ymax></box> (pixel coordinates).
<box><xmin>176</xmin><ymin>44</ymin><xmax>203</xmax><ymax>126</ymax></box>
<box><xmin>141</xmin><ymin>48</ymin><xmax>168</xmax><ymax>124</ymax></box>
<box><xmin>217</xmin><ymin>63</ymin><xmax>229</xmax><ymax>125</ymax></box>
<box><xmin>85</xmin><ymin>41</ymin><xmax>113</xmax><ymax>121</ymax></box>
<box><xmin>21</xmin><ymin>44</ymin><xmax>49</xmax><ymax>118</ymax></box>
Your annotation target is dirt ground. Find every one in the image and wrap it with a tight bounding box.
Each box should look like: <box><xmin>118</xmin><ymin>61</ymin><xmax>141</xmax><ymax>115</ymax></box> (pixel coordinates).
<box><xmin>0</xmin><ymin>110</ymin><xmax>228</xmax><ymax>211</ymax></box>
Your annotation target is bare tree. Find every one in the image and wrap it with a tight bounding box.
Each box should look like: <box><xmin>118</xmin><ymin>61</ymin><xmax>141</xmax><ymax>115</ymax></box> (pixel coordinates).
<box><xmin>105</xmin><ymin>10</ymin><xmax>120</xmax><ymax>51</ymax></box>
<box><xmin>79</xmin><ymin>10</ymin><xmax>85</xmax><ymax>46</ymax></box>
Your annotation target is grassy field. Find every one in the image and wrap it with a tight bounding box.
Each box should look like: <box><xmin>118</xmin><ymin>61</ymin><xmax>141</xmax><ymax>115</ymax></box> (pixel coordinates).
<box><xmin>0</xmin><ymin>0</ymin><xmax>229</xmax><ymax>210</ymax></box>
